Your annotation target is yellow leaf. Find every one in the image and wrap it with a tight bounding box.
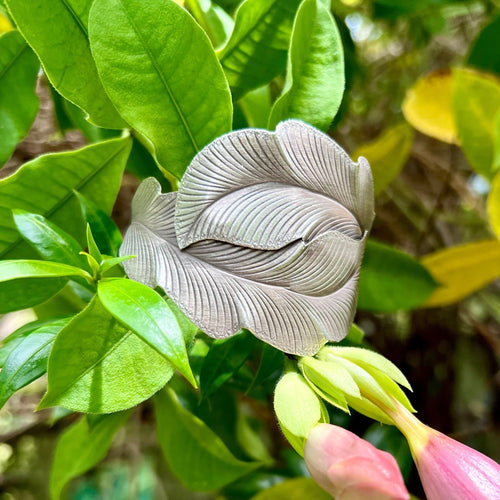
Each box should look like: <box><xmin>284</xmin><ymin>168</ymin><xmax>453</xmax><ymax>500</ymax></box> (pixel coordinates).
<box><xmin>0</xmin><ymin>13</ymin><xmax>13</xmax><ymax>33</ymax></box>
<box><xmin>353</xmin><ymin>122</ymin><xmax>414</xmax><ymax>195</ymax></box>
<box><xmin>488</xmin><ymin>172</ymin><xmax>500</xmax><ymax>239</ymax></box>
<box><xmin>402</xmin><ymin>69</ymin><xmax>458</xmax><ymax>144</ymax></box>
<box><xmin>453</xmin><ymin>68</ymin><xmax>500</xmax><ymax>180</ymax></box>
<box><xmin>421</xmin><ymin>240</ymin><xmax>500</xmax><ymax>307</ymax></box>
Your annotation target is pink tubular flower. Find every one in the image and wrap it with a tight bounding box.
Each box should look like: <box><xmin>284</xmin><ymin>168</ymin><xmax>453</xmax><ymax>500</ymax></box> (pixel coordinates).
<box><xmin>389</xmin><ymin>404</ymin><xmax>500</xmax><ymax>500</ymax></box>
<box><xmin>304</xmin><ymin>423</ymin><xmax>410</xmax><ymax>500</ymax></box>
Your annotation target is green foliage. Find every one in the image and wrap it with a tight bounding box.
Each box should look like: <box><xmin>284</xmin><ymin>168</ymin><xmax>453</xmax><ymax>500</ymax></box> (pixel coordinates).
<box><xmin>251</xmin><ymin>477</ymin><xmax>331</xmax><ymax>500</ymax></box>
<box><xmin>218</xmin><ymin>0</ymin><xmax>302</xmax><ymax>100</ymax></box>
<box><xmin>5</xmin><ymin>0</ymin><xmax>124</xmax><ymax>128</ymax></box>
<box><xmin>268</xmin><ymin>0</ymin><xmax>344</xmax><ymax>131</ymax></box>
<box><xmin>0</xmin><ymin>318</ymin><xmax>69</xmax><ymax>409</ymax></box>
<box><xmin>89</xmin><ymin>0</ymin><xmax>232</xmax><ymax>179</ymax></box>
<box><xmin>0</xmin><ymin>30</ymin><xmax>39</xmax><ymax>166</ymax></box>
<box><xmin>50</xmin><ymin>411</ymin><xmax>131</xmax><ymax>500</ymax></box>
<box><xmin>155</xmin><ymin>388</ymin><xmax>259</xmax><ymax>491</ymax></box>
<box><xmin>200</xmin><ymin>330</ymin><xmax>256</xmax><ymax>398</ymax></box>
<box><xmin>467</xmin><ymin>15</ymin><xmax>500</xmax><ymax>77</ymax></box>
<box><xmin>358</xmin><ymin>240</ymin><xmax>437</xmax><ymax>312</ymax></box>
<box><xmin>40</xmin><ymin>297</ymin><xmax>175</xmax><ymax>413</ymax></box>
<box><xmin>98</xmin><ymin>278</ymin><xmax>196</xmax><ymax>386</ymax></box>
<box><xmin>0</xmin><ymin>137</ymin><xmax>131</xmax><ymax>259</ymax></box>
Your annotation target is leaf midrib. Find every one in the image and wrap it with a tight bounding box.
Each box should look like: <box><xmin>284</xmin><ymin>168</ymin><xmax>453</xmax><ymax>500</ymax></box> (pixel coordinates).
<box><xmin>117</xmin><ymin>0</ymin><xmax>199</xmax><ymax>153</ymax></box>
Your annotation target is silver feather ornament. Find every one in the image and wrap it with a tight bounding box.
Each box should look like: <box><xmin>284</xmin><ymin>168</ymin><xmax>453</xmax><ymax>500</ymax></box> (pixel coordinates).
<box><xmin>121</xmin><ymin>120</ymin><xmax>374</xmax><ymax>355</ymax></box>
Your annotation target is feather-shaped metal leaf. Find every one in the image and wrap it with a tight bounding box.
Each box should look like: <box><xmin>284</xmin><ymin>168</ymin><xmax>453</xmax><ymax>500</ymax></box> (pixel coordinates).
<box><xmin>122</xmin><ymin>120</ymin><xmax>374</xmax><ymax>355</ymax></box>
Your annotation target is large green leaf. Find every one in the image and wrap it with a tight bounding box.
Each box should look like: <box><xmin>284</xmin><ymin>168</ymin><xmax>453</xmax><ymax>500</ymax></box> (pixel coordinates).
<box><xmin>453</xmin><ymin>68</ymin><xmax>500</xmax><ymax>179</ymax></box>
<box><xmin>0</xmin><ymin>30</ymin><xmax>39</xmax><ymax>166</ymax></box>
<box><xmin>358</xmin><ymin>240</ymin><xmax>437</xmax><ymax>312</ymax></box>
<box><xmin>5</xmin><ymin>0</ymin><xmax>125</xmax><ymax>128</ymax></box>
<box><xmin>155</xmin><ymin>388</ymin><xmax>259</xmax><ymax>491</ymax></box>
<box><xmin>39</xmin><ymin>297</ymin><xmax>175</xmax><ymax>413</ymax></box>
<box><xmin>200</xmin><ymin>330</ymin><xmax>256</xmax><ymax>399</ymax></box>
<box><xmin>218</xmin><ymin>0</ymin><xmax>302</xmax><ymax>100</ymax></box>
<box><xmin>50</xmin><ymin>411</ymin><xmax>130</xmax><ymax>500</ymax></box>
<box><xmin>467</xmin><ymin>15</ymin><xmax>500</xmax><ymax>78</ymax></box>
<box><xmin>0</xmin><ymin>136</ymin><xmax>132</xmax><ymax>260</ymax></box>
<box><xmin>98</xmin><ymin>278</ymin><xmax>196</xmax><ymax>386</ymax></box>
<box><xmin>89</xmin><ymin>0</ymin><xmax>232</xmax><ymax>179</ymax></box>
<box><xmin>0</xmin><ymin>318</ymin><xmax>70</xmax><ymax>409</ymax></box>
<box><xmin>268</xmin><ymin>0</ymin><xmax>344</xmax><ymax>131</ymax></box>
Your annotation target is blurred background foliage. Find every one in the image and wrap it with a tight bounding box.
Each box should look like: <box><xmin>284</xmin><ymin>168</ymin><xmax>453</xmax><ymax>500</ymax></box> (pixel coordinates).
<box><xmin>0</xmin><ymin>0</ymin><xmax>499</xmax><ymax>498</ymax></box>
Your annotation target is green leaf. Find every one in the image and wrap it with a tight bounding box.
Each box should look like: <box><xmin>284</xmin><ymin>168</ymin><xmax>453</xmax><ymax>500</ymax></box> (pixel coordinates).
<box><xmin>421</xmin><ymin>239</ymin><xmax>500</xmax><ymax>307</ymax></box>
<box><xmin>345</xmin><ymin>323</ymin><xmax>364</xmax><ymax>344</ymax></box>
<box><xmin>273</xmin><ymin>372</ymin><xmax>328</xmax><ymax>456</ymax></box>
<box><xmin>352</xmin><ymin>123</ymin><xmax>414</xmax><ymax>195</ymax></box>
<box><xmin>467</xmin><ymin>15</ymin><xmax>500</xmax><ymax>78</ymax></box>
<box><xmin>39</xmin><ymin>297</ymin><xmax>175</xmax><ymax>413</ymax></box>
<box><xmin>453</xmin><ymin>68</ymin><xmax>500</xmax><ymax>179</ymax></box>
<box><xmin>155</xmin><ymin>388</ymin><xmax>259</xmax><ymax>491</ymax></box>
<box><xmin>218</xmin><ymin>0</ymin><xmax>302</xmax><ymax>100</ymax></box>
<box><xmin>89</xmin><ymin>0</ymin><xmax>232</xmax><ymax>179</ymax></box>
<box><xmin>97</xmin><ymin>278</ymin><xmax>196</xmax><ymax>386</ymax></box>
<box><xmin>74</xmin><ymin>191</ymin><xmax>122</xmax><ymax>257</ymax></box>
<box><xmin>12</xmin><ymin>210</ymin><xmax>85</xmax><ymax>267</ymax></box>
<box><xmin>200</xmin><ymin>330</ymin><xmax>255</xmax><ymax>399</ymax></box>
<box><xmin>0</xmin><ymin>136</ymin><xmax>132</xmax><ymax>260</ymax></box>
<box><xmin>0</xmin><ymin>259</ymin><xmax>92</xmax><ymax>282</ymax></box>
<box><xmin>86</xmin><ymin>224</ymin><xmax>103</xmax><ymax>265</ymax></box>
<box><xmin>0</xmin><ymin>30</ymin><xmax>39</xmax><ymax>166</ymax></box>
<box><xmin>251</xmin><ymin>477</ymin><xmax>331</xmax><ymax>500</ymax></box>
<box><xmin>0</xmin><ymin>318</ymin><xmax>70</xmax><ymax>409</ymax></box>
<box><xmin>358</xmin><ymin>240</ymin><xmax>437</xmax><ymax>312</ymax></box>
<box><xmin>268</xmin><ymin>0</ymin><xmax>344</xmax><ymax>131</ymax></box>
<box><xmin>238</xmin><ymin>85</ymin><xmax>272</xmax><ymax>128</ymax></box>
<box><xmin>248</xmin><ymin>343</ymin><xmax>284</xmax><ymax>393</ymax></box>
<box><xmin>50</xmin><ymin>411</ymin><xmax>130</xmax><ymax>500</ymax></box>
<box><xmin>5</xmin><ymin>0</ymin><xmax>125</xmax><ymax>128</ymax></box>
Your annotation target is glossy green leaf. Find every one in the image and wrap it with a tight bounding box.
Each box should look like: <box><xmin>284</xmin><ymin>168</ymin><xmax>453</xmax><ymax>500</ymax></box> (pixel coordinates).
<box><xmin>358</xmin><ymin>240</ymin><xmax>437</xmax><ymax>312</ymax></box>
<box><xmin>50</xmin><ymin>411</ymin><xmax>130</xmax><ymax>500</ymax></box>
<box><xmin>273</xmin><ymin>371</ymin><xmax>328</xmax><ymax>455</ymax></box>
<box><xmin>39</xmin><ymin>297</ymin><xmax>175</xmax><ymax>413</ymax></box>
<box><xmin>97</xmin><ymin>278</ymin><xmax>195</xmax><ymax>386</ymax></box>
<box><xmin>85</xmin><ymin>225</ymin><xmax>103</xmax><ymax>267</ymax></box>
<box><xmin>74</xmin><ymin>191</ymin><xmax>122</xmax><ymax>257</ymax></box>
<box><xmin>89</xmin><ymin>0</ymin><xmax>232</xmax><ymax>179</ymax></box>
<box><xmin>453</xmin><ymin>68</ymin><xmax>500</xmax><ymax>179</ymax></box>
<box><xmin>467</xmin><ymin>15</ymin><xmax>500</xmax><ymax>78</ymax></box>
<box><xmin>268</xmin><ymin>0</ymin><xmax>344</xmax><ymax>131</ymax></box>
<box><xmin>251</xmin><ymin>477</ymin><xmax>331</xmax><ymax>500</ymax></box>
<box><xmin>0</xmin><ymin>318</ymin><xmax>70</xmax><ymax>409</ymax></box>
<box><xmin>0</xmin><ymin>259</ymin><xmax>91</xmax><ymax>282</ymax></box>
<box><xmin>0</xmin><ymin>30</ymin><xmax>39</xmax><ymax>166</ymax></box>
<box><xmin>218</xmin><ymin>0</ymin><xmax>302</xmax><ymax>100</ymax></box>
<box><xmin>12</xmin><ymin>210</ymin><xmax>85</xmax><ymax>267</ymax></box>
<box><xmin>238</xmin><ymin>85</ymin><xmax>272</xmax><ymax>128</ymax></box>
<box><xmin>155</xmin><ymin>388</ymin><xmax>259</xmax><ymax>491</ymax></box>
<box><xmin>200</xmin><ymin>330</ymin><xmax>255</xmax><ymax>398</ymax></box>
<box><xmin>353</xmin><ymin>123</ymin><xmax>414</xmax><ymax>195</ymax></box>
<box><xmin>248</xmin><ymin>343</ymin><xmax>284</xmax><ymax>392</ymax></box>
<box><xmin>5</xmin><ymin>0</ymin><xmax>125</xmax><ymax>129</ymax></box>
<box><xmin>0</xmin><ymin>136</ymin><xmax>132</xmax><ymax>260</ymax></box>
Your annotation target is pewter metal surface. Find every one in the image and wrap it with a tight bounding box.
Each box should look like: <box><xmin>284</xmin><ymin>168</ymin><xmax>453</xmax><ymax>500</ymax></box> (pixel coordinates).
<box><xmin>121</xmin><ymin>120</ymin><xmax>374</xmax><ymax>355</ymax></box>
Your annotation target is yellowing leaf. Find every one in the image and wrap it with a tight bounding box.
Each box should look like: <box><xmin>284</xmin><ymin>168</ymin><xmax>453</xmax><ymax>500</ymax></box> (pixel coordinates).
<box><xmin>421</xmin><ymin>240</ymin><xmax>500</xmax><ymax>307</ymax></box>
<box><xmin>0</xmin><ymin>13</ymin><xmax>12</xmax><ymax>33</ymax></box>
<box><xmin>488</xmin><ymin>172</ymin><xmax>500</xmax><ymax>239</ymax></box>
<box><xmin>353</xmin><ymin>122</ymin><xmax>414</xmax><ymax>195</ymax></box>
<box><xmin>402</xmin><ymin>69</ymin><xmax>457</xmax><ymax>144</ymax></box>
<box><xmin>453</xmin><ymin>68</ymin><xmax>500</xmax><ymax>180</ymax></box>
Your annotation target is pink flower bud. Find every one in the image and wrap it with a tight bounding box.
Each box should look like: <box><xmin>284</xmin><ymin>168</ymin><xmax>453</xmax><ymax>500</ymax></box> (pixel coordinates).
<box><xmin>412</xmin><ymin>428</ymin><xmax>500</xmax><ymax>500</ymax></box>
<box><xmin>304</xmin><ymin>423</ymin><xmax>410</xmax><ymax>500</ymax></box>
